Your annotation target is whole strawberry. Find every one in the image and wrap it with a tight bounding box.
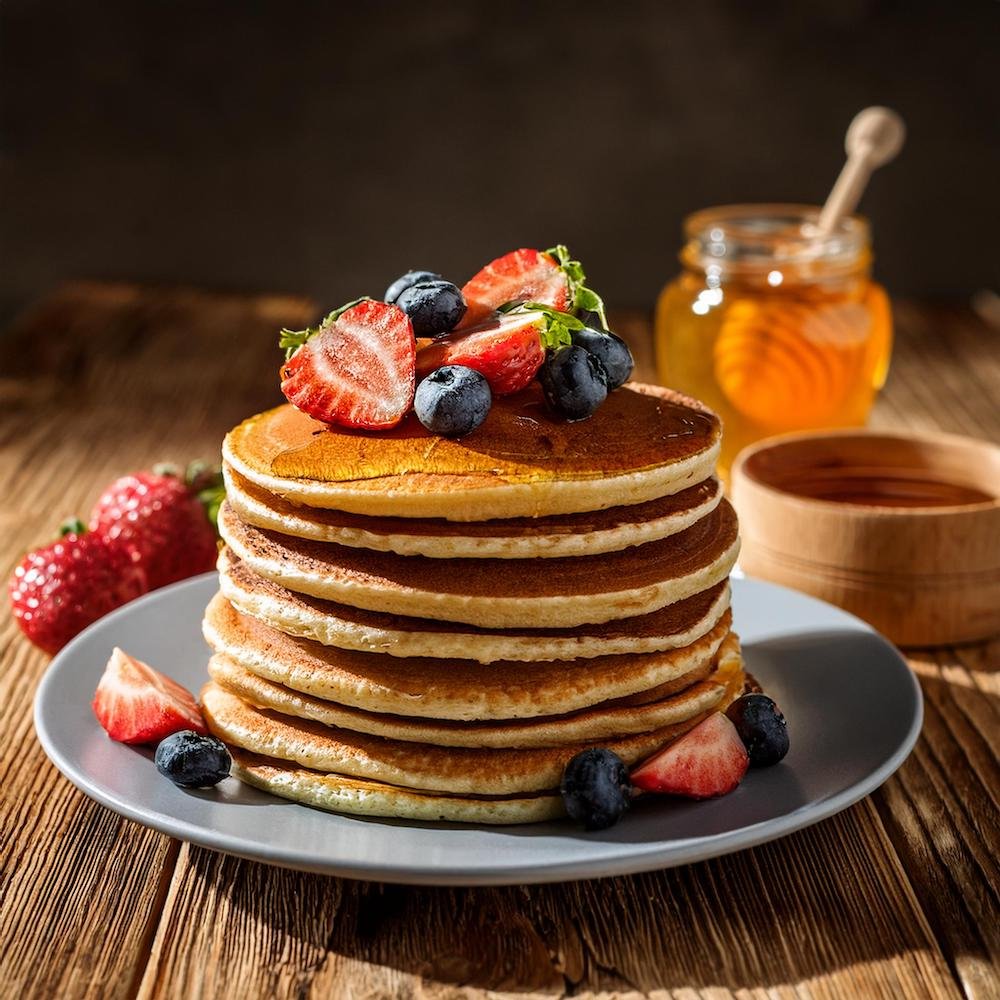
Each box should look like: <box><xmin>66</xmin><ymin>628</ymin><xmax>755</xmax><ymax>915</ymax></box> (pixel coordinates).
<box><xmin>8</xmin><ymin>524</ymin><xmax>148</xmax><ymax>654</ymax></box>
<box><xmin>90</xmin><ymin>463</ymin><xmax>222</xmax><ymax>591</ymax></box>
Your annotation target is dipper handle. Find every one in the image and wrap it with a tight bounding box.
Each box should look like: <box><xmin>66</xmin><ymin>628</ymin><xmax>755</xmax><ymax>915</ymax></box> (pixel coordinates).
<box><xmin>817</xmin><ymin>106</ymin><xmax>905</xmax><ymax>233</ymax></box>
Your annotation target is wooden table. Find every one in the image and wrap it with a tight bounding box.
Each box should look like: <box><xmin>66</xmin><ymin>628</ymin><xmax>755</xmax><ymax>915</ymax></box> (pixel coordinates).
<box><xmin>1</xmin><ymin>285</ymin><xmax>997</xmax><ymax>999</ymax></box>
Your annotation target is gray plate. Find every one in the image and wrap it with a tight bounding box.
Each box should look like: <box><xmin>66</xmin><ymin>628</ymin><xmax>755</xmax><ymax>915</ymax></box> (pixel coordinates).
<box><xmin>34</xmin><ymin>574</ymin><xmax>921</xmax><ymax>886</ymax></box>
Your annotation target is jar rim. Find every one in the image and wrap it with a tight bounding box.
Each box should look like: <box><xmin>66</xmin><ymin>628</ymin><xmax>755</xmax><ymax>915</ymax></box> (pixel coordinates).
<box><xmin>682</xmin><ymin>203</ymin><xmax>870</xmax><ymax>272</ymax></box>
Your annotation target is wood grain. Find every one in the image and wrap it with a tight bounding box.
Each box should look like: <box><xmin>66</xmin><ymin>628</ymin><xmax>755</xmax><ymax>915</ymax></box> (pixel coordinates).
<box><xmin>1</xmin><ymin>286</ymin><xmax>997</xmax><ymax>1000</ymax></box>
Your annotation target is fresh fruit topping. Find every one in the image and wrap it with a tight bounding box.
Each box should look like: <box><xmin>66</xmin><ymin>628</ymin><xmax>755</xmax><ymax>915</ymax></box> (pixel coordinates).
<box><xmin>280</xmin><ymin>298</ymin><xmax>416</xmax><ymax>429</ymax></box>
<box><xmin>560</xmin><ymin>748</ymin><xmax>632</xmax><ymax>830</ymax></box>
<box><xmin>631</xmin><ymin>713</ymin><xmax>749</xmax><ymax>798</ymax></box>
<box><xmin>92</xmin><ymin>647</ymin><xmax>206</xmax><ymax>744</ymax></box>
<box><xmin>414</xmin><ymin>365</ymin><xmax>492</xmax><ymax>437</ymax></box>
<box><xmin>384</xmin><ymin>269</ymin><xmax>442</xmax><ymax>304</ymax></box>
<box><xmin>416</xmin><ymin>310</ymin><xmax>547</xmax><ymax>396</ymax></box>
<box><xmin>459</xmin><ymin>248</ymin><xmax>568</xmax><ymax>327</ymax></box>
<box><xmin>571</xmin><ymin>327</ymin><xmax>634</xmax><ymax>390</ymax></box>
<box><xmin>155</xmin><ymin>730</ymin><xmax>231</xmax><ymax>787</ymax></box>
<box><xmin>726</xmin><ymin>694</ymin><xmax>790</xmax><ymax>767</ymax></box>
<box><xmin>90</xmin><ymin>464</ymin><xmax>221</xmax><ymax>591</ymax></box>
<box><xmin>538</xmin><ymin>344</ymin><xmax>609</xmax><ymax>421</ymax></box>
<box><xmin>459</xmin><ymin>244</ymin><xmax>609</xmax><ymax>329</ymax></box>
<box><xmin>396</xmin><ymin>279</ymin><xmax>466</xmax><ymax>337</ymax></box>
<box><xmin>8</xmin><ymin>527</ymin><xmax>148</xmax><ymax>654</ymax></box>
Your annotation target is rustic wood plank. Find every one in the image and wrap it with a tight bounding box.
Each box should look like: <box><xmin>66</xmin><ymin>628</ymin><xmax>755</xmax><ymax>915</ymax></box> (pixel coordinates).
<box><xmin>2</xmin><ymin>287</ymin><xmax>996</xmax><ymax>1000</ymax></box>
<box><xmin>0</xmin><ymin>282</ymin><xmax>317</xmax><ymax>1000</ymax></box>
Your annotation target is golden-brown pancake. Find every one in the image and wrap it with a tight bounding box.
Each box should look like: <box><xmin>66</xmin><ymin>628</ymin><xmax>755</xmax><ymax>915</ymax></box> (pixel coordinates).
<box><xmin>217</xmin><ymin>548</ymin><xmax>733</xmax><ymax>662</ymax></box>
<box><xmin>203</xmin><ymin>589</ymin><xmax>734</xmax><ymax>720</ymax></box>
<box><xmin>201</xmin><ymin>681</ymin><xmax>725</xmax><ymax>795</ymax></box>
<box><xmin>224</xmin><ymin>464</ymin><xmax>723</xmax><ymax>559</ymax></box>
<box><xmin>217</xmin><ymin>499</ymin><xmax>740</xmax><ymax>628</ymax></box>
<box><xmin>223</xmin><ymin>383</ymin><xmax>722</xmax><ymax>520</ymax></box>
<box><xmin>206</xmin><ymin>635</ymin><xmax>740</xmax><ymax>747</ymax></box>
<box><xmin>230</xmin><ymin>750</ymin><xmax>565</xmax><ymax>825</ymax></box>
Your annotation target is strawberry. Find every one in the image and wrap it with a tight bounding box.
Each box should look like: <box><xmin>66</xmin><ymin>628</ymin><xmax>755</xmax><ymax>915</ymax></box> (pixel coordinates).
<box><xmin>459</xmin><ymin>248</ymin><xmax>570</xmax><ymax>327</ymax></box>
<box><xmin>8</xmin><ymin>526</ymin><xmax>148</xmax><ymax>655</ymax></box>
<box><xmin>92</xmin><ymin>647</ymin><xmax>207</xmax><ymax>744</ymax></box>
<box><xmin>279</xmin><ymin>298</ymin><xmax>416</xmax><ymax>429</ymax></box>
<box><xmin>416</xmin><ymin>311</ymin><xmax>547</xmax><ymax>396</ymax></box>
<box><xmin>90</xmin><ymin>465</ymin><xmax>221</xmax><ymax>591</ymax></box>
<box><xmin>631</xmin><ymin>712</ymin><xmax>750</xmax><ymax>799</ymax></box>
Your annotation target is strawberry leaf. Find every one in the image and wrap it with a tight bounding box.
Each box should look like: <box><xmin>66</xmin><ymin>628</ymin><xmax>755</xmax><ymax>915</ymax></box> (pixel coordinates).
<box><xmin>544</xmin><ymin>244</ymin><xmax>609</xmax><ymax>329</ymax></box>
<box><xmin>279</xmin><ymin>297</ymin><xmax>371</xmax><ymax>360</ymax></box>
<box><xmin>500</xmin><ymin>302</ymin><xmax>583</xmax><ymax>351</ymax></box>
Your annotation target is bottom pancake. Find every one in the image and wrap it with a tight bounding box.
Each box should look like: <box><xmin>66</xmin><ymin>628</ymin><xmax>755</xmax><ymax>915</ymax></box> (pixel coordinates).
<box><xmin>231</xmin><ymin>750</ymin><xmax>564</xmax><ymax>826</ymax></box>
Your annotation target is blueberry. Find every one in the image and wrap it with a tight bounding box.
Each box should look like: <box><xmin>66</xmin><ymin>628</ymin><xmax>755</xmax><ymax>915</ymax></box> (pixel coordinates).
<box><xmin>155</xmin><ymin>730</ymin><xmax>231</xmax><ymax>788</ymax></box>
<box><xmin>538</xmin><ymin>345</ymin><xmax>608</xmax><ymax>420</ymax></box>
<box><xmin>726</xmin><ymin>694</ymin><xmax>789</xmax><ymax>767</ymax></box>
<box><xmin>384</xmin><ymin>269</ymin><xmax>442</xmax><ymax>304</ymax></box>
<box><xmin>395</xmin><ymin>280</ymin><xmax>466</xmax><ymax>336</ymax></box>
<box><xmin>414</xmin><ymin>365</ymin><xmax>492</xmax><ymax>437</ymax></box>
<box><xmin>571</xmin><ymin>327</ymin><xmax>634</xmax><ymax>390</ymax></box>
<box><xmin>560</xmin><ymin>748</ymin><xmax>631</xmax><ymax>830</ymax></box>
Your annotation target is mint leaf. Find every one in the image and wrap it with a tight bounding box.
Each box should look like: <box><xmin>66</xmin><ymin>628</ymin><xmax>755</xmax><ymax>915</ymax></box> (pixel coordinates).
<box><xmin>279</xmin><ymin>297</ymin><xmax>371</xmax><ymax>360</ymax></box>
<box><xmin>543</xmin><ymin>244</ymin><xmax>609</xmax><ymax>329</ymax></box>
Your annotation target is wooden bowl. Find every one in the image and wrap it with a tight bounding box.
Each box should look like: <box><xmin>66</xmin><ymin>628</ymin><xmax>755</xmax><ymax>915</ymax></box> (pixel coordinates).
<box><xmin>730</xmin><ymin>429</ymin><xmax>1000</xmax><ymax>646</ymax></box>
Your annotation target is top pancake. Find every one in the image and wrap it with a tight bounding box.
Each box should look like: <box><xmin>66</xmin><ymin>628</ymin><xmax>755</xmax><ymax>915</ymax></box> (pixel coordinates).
<box><xmin>223</xmin><ymin>383</ymin><xmax>721</xmax><ymax>520</ymax></box>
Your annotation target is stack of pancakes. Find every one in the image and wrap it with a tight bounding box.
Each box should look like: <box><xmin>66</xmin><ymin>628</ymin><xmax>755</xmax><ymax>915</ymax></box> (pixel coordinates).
<box><xmin>201</xmin><ymin>383</ymin><xmax>744</xmax><ymax>824</ymax></box>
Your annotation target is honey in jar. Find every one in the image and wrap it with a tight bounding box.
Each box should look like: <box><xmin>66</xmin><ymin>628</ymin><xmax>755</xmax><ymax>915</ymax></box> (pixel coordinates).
<box><xmin>655</xmin><ymin>204</ymin><xmax>892</xmax><ymax>475</ymax></box>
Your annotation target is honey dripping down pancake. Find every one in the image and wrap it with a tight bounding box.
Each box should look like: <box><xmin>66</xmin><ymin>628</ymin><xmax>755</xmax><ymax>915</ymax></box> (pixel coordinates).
<box><xmin>202</xmin><ymin>589</ymin><xmax>734</xmax><ymax>720</ymax></box>
<box><xmin>216</xmin><ymin>548</ymin><xmax>733</xmax><ymax>663</ymax></box>
<box><xmin>224</xmin><ymin>464</ymin><xmax>724</xmax><ymax>559</ymax></box>
<box><xmin>222</xmin><ymin>383</ymin><xmax>721</xmax><ymax>520</ymax></box>
<box><xmin>217</xmin><ymin>499</ymin><xmax>740</xmax><ymax>628</ymax></box>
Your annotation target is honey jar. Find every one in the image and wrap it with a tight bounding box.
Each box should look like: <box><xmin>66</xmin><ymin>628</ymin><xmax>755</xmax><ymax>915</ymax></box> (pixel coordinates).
<box><xmin>654</xmin><ymin>204</ymin><xmax>892</xmax><ymax>475</ymax></box>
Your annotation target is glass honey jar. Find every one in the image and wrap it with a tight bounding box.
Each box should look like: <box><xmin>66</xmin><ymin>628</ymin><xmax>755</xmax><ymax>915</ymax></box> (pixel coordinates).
<box><xmin>655</xmin><ymin>204</ymin><xmax>892</xmax><ymax>476</ymax></box>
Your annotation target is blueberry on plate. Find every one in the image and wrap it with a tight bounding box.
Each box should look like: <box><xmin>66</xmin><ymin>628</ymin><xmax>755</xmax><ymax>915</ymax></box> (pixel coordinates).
<box><xmin>725</xmin><ymin>694</ymin><xmax>789</xmax><ymax>767</ymax></box>
<box><xmin>571</xmin><ymin>326</ymin><xmax>634</xmax><ymax>390</ymax></box>
<box><xmin>155</xmin><ymin>730</ymin><xmax>232</xmax><ymax>788</ymax></box>
<box><xmin>396</xmin><ymin>280</ymin><xmax>466</xmax><ymax>336</ymax></box>
<box><xmin>384</xmin><ymin>269</ymin><xmax>442</xmax><ymax>304</ymax></box>
<box><xmin>538</xmin><ymin>345</ymin><xmax>609</xmax><ymax>420</ymax></box>
<box><xmin>560</xmin><ymin>748</ymin><xmax>632</xmax><ymax>830</ymax></box>
<box><xmin>414</xmin><ymin>365</ymin><xmax>492</xmax><ymax>437</ymax></box>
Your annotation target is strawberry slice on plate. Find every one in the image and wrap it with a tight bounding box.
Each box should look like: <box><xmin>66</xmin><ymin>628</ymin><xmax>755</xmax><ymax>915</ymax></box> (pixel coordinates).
<box><xmin>280</xmin><ymin>299</ymin><xmax>416</xmax><ymax>429</ymax></box>
<box><xmin>93</xmin><ymin>647</ymin><xmax>207</xmax><ymax>745</ymax></box>
<box><xmin>630</xmin><ymin>712</ymin><xmax>749</xmax><ymax>799</ymax></box>
<box><xmin>459</xmin><ymin>248</ymin><xmax>570</xmax><ymax>327</ymax></box>
<box><xmin>416</xmin><ymin>311</ymin><xmax>547</xmax><ymax>396</ymax></box>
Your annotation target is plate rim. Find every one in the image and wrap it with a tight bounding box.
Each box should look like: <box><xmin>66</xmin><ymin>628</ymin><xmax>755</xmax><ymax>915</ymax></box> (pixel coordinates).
<box><xmin>33</xmin><ymin>573</ymin><xmax>923</xmax><ymax>886</ymax></box>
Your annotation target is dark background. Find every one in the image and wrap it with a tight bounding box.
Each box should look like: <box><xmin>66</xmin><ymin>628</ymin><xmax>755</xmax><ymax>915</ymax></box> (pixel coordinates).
<box><xmin>1</xmin><ymin>0</ymin><xmax>997</xmax><ymax>328</ymax></box>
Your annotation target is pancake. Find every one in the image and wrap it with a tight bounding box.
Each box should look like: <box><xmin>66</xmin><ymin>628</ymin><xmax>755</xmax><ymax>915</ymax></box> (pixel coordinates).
<box><xmin>230</xmin><ymin>751</ymin><xmax>565</xmax><ymax>825</ymax></box>
<box><xmin>223</xmin><ymin>383</ymin><xmax>722</xmax><ymax>520</ymax></box>
<box><xmin>206</xmin><ymin>637</ymin><xmax>739</xmax><ymax>747</ymax></box>
<box><xmin>203</xmin><ymin>590</ymin><xmax>734</xmax><ymax>720</ymax></box>
<box><xmin>218</xmin><ymin>499</ymin><xmax>740</xmax><ymax>628</ymax></box>
<box><xmin>224</xmin><ymin>464</ymin><xmax>723</xmax><ymax>559</ymax></box>
<box><xmin>201</xmin><ymin>682</ymin><xmax>723</xmax><ymax>795</ymax></box>
<box><xmin>217</xmin><ymin>549</ymin><xmax>732</xmax><ymax>662</ymax></box>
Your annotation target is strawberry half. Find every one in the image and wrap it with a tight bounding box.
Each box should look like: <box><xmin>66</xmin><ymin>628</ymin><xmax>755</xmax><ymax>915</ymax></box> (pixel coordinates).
<box><xmin>280</xmin><ymin>299</ymin><xmax>416</xmax><ymax>429</ymax></box>
<box><xmin>459</xmin><ymin>248</ymin><xmax>570</xmax><ymax>327</ymax></box>
<box><xmin>92</xmin><ymin>647</ymin><xmax>207</xmax><ymax>745</ymax></box>
<box><xmin>416</xmin><ymin>311</ymin><xmax>547</xmax><ymax>396</ymax></box>
<box><xmin>631</xmin><ymin>712</ymin><xmax>749</xmax><ymax>799</ymax></box>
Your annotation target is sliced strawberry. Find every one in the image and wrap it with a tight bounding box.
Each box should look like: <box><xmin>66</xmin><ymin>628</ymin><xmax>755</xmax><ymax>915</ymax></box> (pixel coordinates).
<box><xmin>631</xmin><ymin>712</ymin><xmax>749</xmax><ymax>798</ymax></box>
<box><xmin>459</xmin><ymin>248</ymin><xmax>570</xmax><ymax>327</ymax></box>
<box><xmin>416</xmin><ymin>311</ymin><xmax>546</xmax><ymax>396</ymax></box>
<box><xmin>280</xmin><ymin>299</ymin><xmax>416</xmax><ymax>429</ymax></box>
<box><xmin>92</xmin><ymin>647</ymin><xmax>206</xmax><ymax>745</ymax></box>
